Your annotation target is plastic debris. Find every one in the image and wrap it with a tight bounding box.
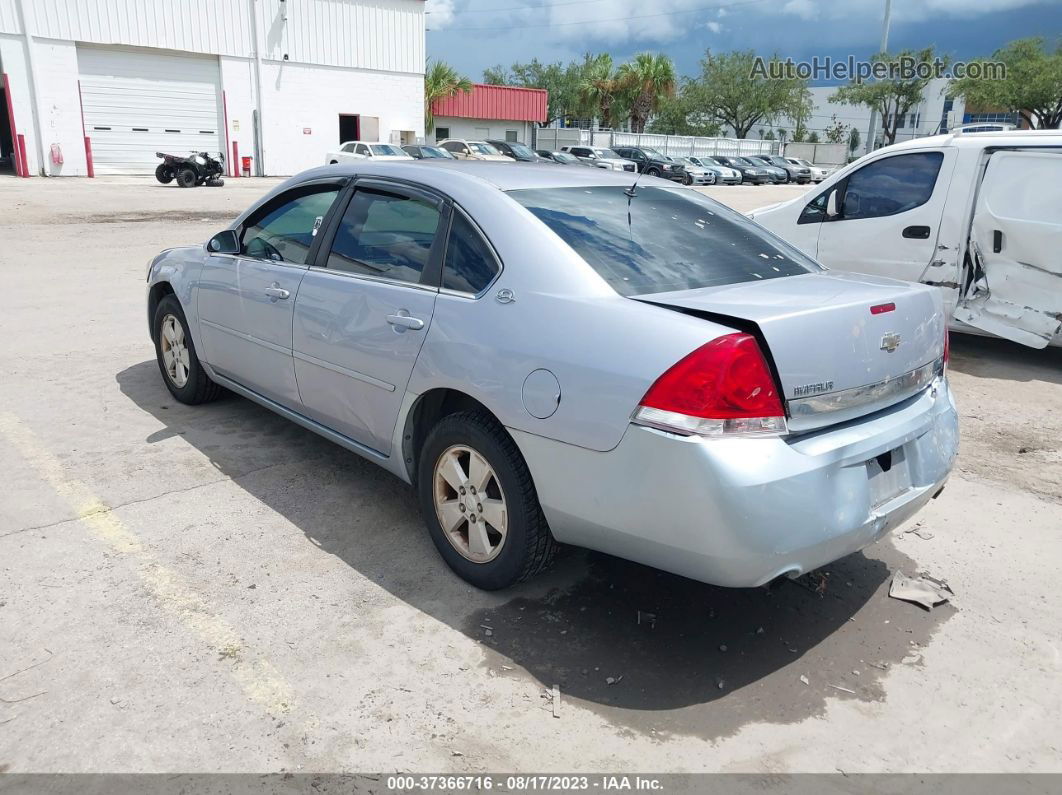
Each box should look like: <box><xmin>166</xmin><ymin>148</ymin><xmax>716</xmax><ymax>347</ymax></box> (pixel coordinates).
<box><xmin>828</xmin><ymin>684</ymin><xmax>856</xmax><ymax>694</ymax></box>
<box><xmin>889</xmin><ymin>572</ymin><xmax>953</xmax><ymax>610</ymax></box>
<box><xmin>799</xmin><ymin>675</ymin><xmax>809</xmax><ymax>685</ymax></box>
<box><xmin>551</xmin><ymin>684</ymin><xmax>560</xmax><ymax>718</ymax></box>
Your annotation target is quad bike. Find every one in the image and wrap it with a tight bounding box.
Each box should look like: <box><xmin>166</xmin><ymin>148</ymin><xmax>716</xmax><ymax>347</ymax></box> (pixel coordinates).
<box><xmin>155</xmin><ymin>151</ymin><xmax>225</xmax><ymax>187</ymax></box>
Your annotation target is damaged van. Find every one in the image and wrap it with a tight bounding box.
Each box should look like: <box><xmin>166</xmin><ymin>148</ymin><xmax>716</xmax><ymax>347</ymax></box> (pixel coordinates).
<box><xmin>750</xmin><ymin>130</ymin><xmax>1062</xmax><ymax>348</ymax></box>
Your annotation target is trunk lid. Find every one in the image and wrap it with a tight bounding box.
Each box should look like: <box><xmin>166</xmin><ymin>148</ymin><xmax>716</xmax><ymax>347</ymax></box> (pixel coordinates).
<box><xmin>636</xmin><ymin>272</ymin><xmax>946</xmax><ymax>432</ymax></box>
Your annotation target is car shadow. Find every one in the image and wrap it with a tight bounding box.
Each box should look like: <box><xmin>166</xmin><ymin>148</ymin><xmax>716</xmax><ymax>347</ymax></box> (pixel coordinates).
<box><xmin>116</xmin><ymin>360</ymin><xmax>953</xmax><ymax>739</ymax></box>
<box><xmin>949</xmin><ymin>332</ymin><xmax>1062</xmax><ymax>385</ymax></box>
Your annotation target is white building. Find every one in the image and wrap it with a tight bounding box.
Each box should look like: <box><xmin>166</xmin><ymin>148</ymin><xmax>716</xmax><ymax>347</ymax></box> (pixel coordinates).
<box><xmin>0</xmin><ymin>0</ymin><xmax>425</xmax><ymax>177</ymax></box>
<box><xmin>746</xmin><ymin>78</ymin><xmax>964</xmax><ymax>154</ymax></box>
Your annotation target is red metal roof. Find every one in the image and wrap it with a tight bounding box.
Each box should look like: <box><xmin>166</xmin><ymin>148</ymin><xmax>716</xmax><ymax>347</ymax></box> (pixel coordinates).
<box><xmin>431</xmin><ymin>83</ymin><xmax>548</xmax><ymax>123</ymax></box>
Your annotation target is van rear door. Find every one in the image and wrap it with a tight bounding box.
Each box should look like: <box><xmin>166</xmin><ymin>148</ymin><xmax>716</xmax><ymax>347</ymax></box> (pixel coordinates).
<box><xmin>954</xmin><ymin>150</ymin><xmax>1062</xmax><ymax>348</ymax></box>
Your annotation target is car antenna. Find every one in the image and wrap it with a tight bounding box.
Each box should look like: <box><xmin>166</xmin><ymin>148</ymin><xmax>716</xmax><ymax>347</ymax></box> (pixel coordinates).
<box><xmin>624</xmin><ymin>164</ymin><xmax>645</xmax><ymax>198</ymax></box>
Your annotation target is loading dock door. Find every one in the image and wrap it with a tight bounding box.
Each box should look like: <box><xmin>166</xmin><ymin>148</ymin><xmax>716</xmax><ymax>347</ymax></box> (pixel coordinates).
<box><xmin>77</xmin><ymin>47</ymin><xmax>222</xmax><ymax>175</ymax></box>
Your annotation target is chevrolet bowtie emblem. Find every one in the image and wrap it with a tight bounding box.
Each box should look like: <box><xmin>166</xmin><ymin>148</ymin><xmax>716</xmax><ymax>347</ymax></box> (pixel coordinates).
<box><xmin>880</xmin><ymin>333</ymin><xmax>902</xmax><ymax>353</ymax></box>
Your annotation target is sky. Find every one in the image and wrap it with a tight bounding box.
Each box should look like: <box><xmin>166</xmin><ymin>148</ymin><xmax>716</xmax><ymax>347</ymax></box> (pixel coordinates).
<box><xmin>424</xmin><ymin>0</ymin><xmax>1062</xmax><ymax>85</ymax></box>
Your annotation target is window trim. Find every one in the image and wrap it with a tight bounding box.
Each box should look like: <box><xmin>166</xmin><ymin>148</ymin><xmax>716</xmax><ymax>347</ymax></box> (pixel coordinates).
<box><xmin>308</xmin><ymin>176</ymin><xmax>452</xmax><ymax>291</ymax></box>
<box><xmin>436</xmin><ymin>204</ymin><xmax>505</xmax><ymax>299</ymax></box>
<box><xmin>233</xmin><ymin>177</ymin><xmax>350</xmax><ymax>266</ymax></box>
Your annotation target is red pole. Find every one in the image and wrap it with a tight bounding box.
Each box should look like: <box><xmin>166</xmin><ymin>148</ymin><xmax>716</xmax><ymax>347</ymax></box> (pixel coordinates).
<box><xmin>84</xmin><ymin>137</ymin><xmax>94</xmax><ymax>178</ymax></box>
<box><xmin>17</xmin><ymin>134</ymin><xmax>29</xmax><ymax>178</ymax></box>
<box><xmin>3</xmin><ymin>73</ymin><xmax>22</xmax><ymax>177</ymax></box>
<box><xmin>232</xmin><ymin>141</ymin><xmax>239</xmax><ymax>179</ymax></box>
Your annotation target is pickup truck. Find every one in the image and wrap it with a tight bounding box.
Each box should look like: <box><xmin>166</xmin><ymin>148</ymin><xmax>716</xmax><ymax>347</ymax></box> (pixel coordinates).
<box><xmin>751</xmin><ymin>130</ymin><xmax>1062</xmax><ymax>348</ymax></box>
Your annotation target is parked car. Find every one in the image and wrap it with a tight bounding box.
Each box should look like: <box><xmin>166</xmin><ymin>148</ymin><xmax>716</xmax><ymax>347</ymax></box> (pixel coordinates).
<box><xmin>786</xmin><ymin>157</ymin><xmax>832</xmax><ymax>182</ymax></box>
<box><xmin>763</xmin><ymin>155</ymin><xmax>811</xmax><ymax>183</ymax></box>
<box><xmin>537</xmin><ymin>150</ymin><xmax>589</xmax><ymax>166</ymax></box>
<box><xmin>560</xmin><ymin>145</ymin><xmax>637</xmax><ymax>172</ymax></box>
<box><xmin>403</xmin><ymin>144</ymin><xmax>456</xmax><ymax>160</ymax></box>
<box><xmin>486</xmin><ymin>140</ymin><xmax>548</xmax><ymax>162</ymax></box>
<box><xmin>325</xmin><ymin>141</ymin><xmax>414</xmax><ymax>165</ymax></box>
<box><xmin>438</xmin><ymin>139</ymin><xmax>512</xmax><ymax>161</ymax></box>
<box><xmin>743</xmin><ymin>155</ymin><xmax>790</xmax><ymax>183</ymax></box>
<box><xmin>147</xmin><ymin>160</ymin><xmax>957</xmax><ymax>591</ymax></box>
<box><xmin>713</xmin><ymin>155</ymin><xmax>770</xmax><ymax>184</ymax></box>
<box><xmin>612</xmin><ymin>146</ymin><xmax>686</xmax><ymax>182</ymax></box>
<box><xmin>673</xmin><ymin>157</ymin><xmax>716</xmax><ymax>186</ymax></box>
<box><xmin>750</xmin><ymin>130</ymin><xmax>1062</xmax><ymax>348</ymax></box>
<box><xmin>687</xmin><ymin>156</ymin><xmax>742</xmax><ymax>185</ymax></box>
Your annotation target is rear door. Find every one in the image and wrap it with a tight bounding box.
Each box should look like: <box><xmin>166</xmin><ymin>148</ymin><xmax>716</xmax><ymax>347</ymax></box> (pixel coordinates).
<box><xmin>292</xmin><ymin>179</ymin><xmax>447</xmax><ymax>454</ymax></box>
<box><xmin>954</xmin><ymin>150</ymin><xmax>1062</xmax><ymax>348</ymax></box>
<box><xmin>197</xmin><ymin>179</ymin><xmax>345</xmax><ymax>406</ymax></box>
<box><xmin>815</xmin><ymin>149</ymin><xmax>955</xmax><ymax>284</ymax></box>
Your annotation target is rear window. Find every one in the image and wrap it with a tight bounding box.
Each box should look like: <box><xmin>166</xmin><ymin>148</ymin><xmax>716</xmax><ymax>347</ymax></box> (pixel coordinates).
<box><xmin>507</xmin><ymin>186</ymin><xmax>820</xmax><ymax>296</ymax></box>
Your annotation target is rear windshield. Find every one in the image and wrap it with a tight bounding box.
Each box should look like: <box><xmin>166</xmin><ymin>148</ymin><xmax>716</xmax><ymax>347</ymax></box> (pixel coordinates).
<box><xmin>508</xmin><ymin>186</ymin><xmax>820</xmax><ymax>296</ymax></box>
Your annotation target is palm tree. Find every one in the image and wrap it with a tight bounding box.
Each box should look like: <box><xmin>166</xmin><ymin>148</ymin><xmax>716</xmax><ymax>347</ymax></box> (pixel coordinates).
<box><xmin>578</xmin><ymin>53</ymin><xmax>622</xmax><ymax>129</ymax></box>
<box><xmin>617</xmin><ymin>53</ymin><xmax>676</xmax><ymax>133</ymax></box>
<box><xmin>424</xmin><ymin>59</ymin><xmax>472</xmax><ymax>134</ymax></box>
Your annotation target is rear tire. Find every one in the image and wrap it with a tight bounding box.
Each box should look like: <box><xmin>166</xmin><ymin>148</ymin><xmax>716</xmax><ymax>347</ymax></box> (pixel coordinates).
<box><xmin>153</xmin><ymin>295</ymin><xmax>222</xmax><ymax>405</ymax></box>
<box><xmin>206</xmin><ymin>177</ymin><xmax>224</xmax><ymax>187</ymax></box>
<box><xmin>155</xmin><ymin>164</ymin><xmax>174</xmax><ymax>184</ymax></box>
<box><xmin>176</xmin><ymin>167</ymin><xmax>197</xmax><ymax>188</ymax></box>
<box><xmin>647</xmin><ymin>167</ymin><xmax>661</xmax><ymax>178</ymax></box>
<box><xmin>418</xmin><ymin>411</ymin><xmax>557</xmax><ymax>590</ymax></box>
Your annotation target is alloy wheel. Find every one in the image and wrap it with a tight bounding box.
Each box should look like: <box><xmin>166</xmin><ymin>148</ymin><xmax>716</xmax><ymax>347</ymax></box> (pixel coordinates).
<box><xmin>160</xmin><ymin>314</ymin><xmax>190</xmax><ymax>388</ymax></box>
<box><xmin>433</xmin><ymin>444</ymin><xmax>508</xmax><ymax>563</ymax></box>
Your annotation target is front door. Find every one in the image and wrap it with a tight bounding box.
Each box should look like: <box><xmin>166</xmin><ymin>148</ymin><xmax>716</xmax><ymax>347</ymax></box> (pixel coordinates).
<box><xmin>293</xmin><ymin>178</ymin><xmax>447</xmax><ymax>454</ymax></box>
<box><xmin>815</xmin><ymin>149</ymin><xmax>955</xmax><ymax>284</ymax></box>
<box><xmin>197</xmin><ymin>180</ymin><xmax>344</xmax><ymax>405</ymax></box>
<box><xmin>954</xmin><ymin>150</ymin><xmax>1062</xmax><ymax>348</ymax></box>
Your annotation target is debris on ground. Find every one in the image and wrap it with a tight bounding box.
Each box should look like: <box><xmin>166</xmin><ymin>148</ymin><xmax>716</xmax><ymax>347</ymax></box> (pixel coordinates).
<box><xmin>827</xmin><ymin>684</ymin><xmax>856</xmax><ymax>694</ymax></box>
<box><xmin>551</xmin><ymin>684</ymin><xmax>560</xmax><ymax>718</ymax></box>
<box><xmin>636</xmin><ymin>610</ymin><xmax>656</xmax><ymax>628</ymax></box>
<box><xmin>799</xmin><ymin>675</ymin><xmax>809</xmax><ymax>685</ymax></box>
<box><xmin>716</xmin><ymin>678</ymin><xmax>725</xmax><ymax>690</ymax></box>
<box><xmin>889</xmin><ymin>572</ymin><xmax>954</xmax><ymax>610</ymax></box>
<box><xmin>903</xmin><ymin>523</ymin><xmax>936</xmax><ymax>541</ymax></box>
<box><xmin>605</xmin><ymin>676</ymin><xmax>622</xmax><ymax>686</ymax></box>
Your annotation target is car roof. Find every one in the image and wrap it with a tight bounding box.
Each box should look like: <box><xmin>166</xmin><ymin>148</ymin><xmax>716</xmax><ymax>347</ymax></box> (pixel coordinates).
<box><xmin>878</xmin><ymin>129</ymin><xmax>1062</xmax><ymax>153</ymax></box>
<box><xmin>288</xmin><ymin>160</ymin><xmax>652</xmax><ymax>193</ymax></box>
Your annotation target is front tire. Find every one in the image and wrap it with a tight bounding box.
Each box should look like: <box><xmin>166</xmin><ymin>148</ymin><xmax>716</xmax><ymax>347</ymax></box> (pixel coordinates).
<box><xmin>647</xmin><ymin>167</ymin><xmax>661</xmax><ymax>178</ymax></box>
<box><xmin>155</xmin><ymin>164</ymin><xmax>174</xmax><ymax>184</ymax></box>
<box><xmin>176</xmin><ymin>167</ymin><xmax>197</xmax><ymax>188</ymax></box>
<box><xmin>418</xmin><ymin>411</ymin><xmax>556</xmax><ymax>590</ymax></box>
<box><xmin>153</xmin><ymin>295</ymin><xmax>222</xmax><ymax>404</ymax></box>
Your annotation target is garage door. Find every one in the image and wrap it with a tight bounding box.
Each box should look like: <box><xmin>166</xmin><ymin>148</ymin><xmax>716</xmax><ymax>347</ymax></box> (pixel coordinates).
<box><xmin>77</xmin><ymin>47</ymin><xmax>222</xmax><ymax>175</ymax></box>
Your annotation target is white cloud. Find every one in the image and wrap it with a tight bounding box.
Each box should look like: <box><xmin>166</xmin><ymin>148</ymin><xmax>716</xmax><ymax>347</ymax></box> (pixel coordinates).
<box><xmin>706</xmin><ymin>20</ymin><xmax>722</xmax><ymax>33</ymax></box>
<box><xmin>781</xmin><ymin>0</ymin><xmax>817</xmax><ymax>20</ymax></box>
<box><xmin>544</xmin><ymin>0</ymin><xmax>720</xmax><ymax>44</ymax></box>
<box><xmin>425</xmin><ymin>0</ymin><xmax>455</xmax><ymax>30</ymax></box>
<box><xmin>779</xmin><ymin>0</ymin><xmax>1046</xmax><ymax>21</ymax></box>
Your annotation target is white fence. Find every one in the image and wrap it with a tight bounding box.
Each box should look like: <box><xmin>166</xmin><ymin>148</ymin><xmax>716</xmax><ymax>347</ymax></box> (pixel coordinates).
<box><xmin>782</xmin><ymin>142</ymin><xmax>848</xmax><ymax>168</ymax></box>
<box><xmin>534</xmin><ymin>128</ymin><xmax>782</xmax><ymax>157</ymax></box>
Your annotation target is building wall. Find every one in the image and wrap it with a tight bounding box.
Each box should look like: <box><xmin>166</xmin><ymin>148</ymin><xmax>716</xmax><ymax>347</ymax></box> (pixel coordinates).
<box><xmin>259</xmin><ymin>60</ymin><xmax>422</xmax><ymax>174</ymax></box>
<box><xmin>0</xmin><ymin>0</ymin><xmax>425</xmax><ymax>176</ymax></box>
<box><xmin>431</xmin><ymin>117</ymin><xmax>534</xmax><ymax>146</ymax></box>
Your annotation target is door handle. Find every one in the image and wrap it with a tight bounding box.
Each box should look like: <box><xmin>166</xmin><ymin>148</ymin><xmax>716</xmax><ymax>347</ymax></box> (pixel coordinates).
<box><xmin>386</xmin><ymin>313</ymin><xmax>425</xmax><ymax>331</ymax></box>
<box><xmin>902</xmin><ymin>225</ymin><xmax>931</xmax><ymax>239</ymax></box>
<box><xmin>264</xmin><ymin>284</ymin><xmax>290</xmax><ymax>300</ymax></box>
<box><xmin>992</xmin><ymin>229</ymin><xmax>1003</xmax><ymax>253</ymax></box>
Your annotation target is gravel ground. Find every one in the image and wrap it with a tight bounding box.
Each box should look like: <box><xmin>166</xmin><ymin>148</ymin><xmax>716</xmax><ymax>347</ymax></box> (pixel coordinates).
<box><xmin>1</xmin><ymin>175</ymin><xmax>1060</xmax><ymax>774</ymax></box>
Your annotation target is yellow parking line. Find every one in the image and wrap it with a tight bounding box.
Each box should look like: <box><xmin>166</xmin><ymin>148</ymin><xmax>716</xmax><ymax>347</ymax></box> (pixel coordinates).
<box><xmin>0</xmin><ymin>412</ymin><xmax>297</xmax><ymax>719</ymax></box>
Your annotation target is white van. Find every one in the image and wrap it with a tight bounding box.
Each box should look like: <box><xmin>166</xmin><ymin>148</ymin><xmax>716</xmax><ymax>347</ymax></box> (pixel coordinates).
<box><xmin>751</xmin><ymin>130</ymin><xmax>1062</xmax><ymax>348</ymax></box>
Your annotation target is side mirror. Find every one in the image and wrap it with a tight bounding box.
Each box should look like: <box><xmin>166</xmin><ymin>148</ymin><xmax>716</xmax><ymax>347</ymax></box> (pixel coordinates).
<box><xmin>826</xmin><ymin>190</ymin><xmax>840</xmax><ymax>218</ymax></box>
<box><xmin>207</xmin><ymin>230</ymin><xmax>240</xmax><ymax>254</ymax></box>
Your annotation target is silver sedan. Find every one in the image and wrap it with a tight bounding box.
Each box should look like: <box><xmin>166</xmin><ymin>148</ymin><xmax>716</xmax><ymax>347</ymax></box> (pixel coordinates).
<box><xmin>146</xmin><ymin>161</ymin><xmax>958</xmax><ymax>590</ymax></box>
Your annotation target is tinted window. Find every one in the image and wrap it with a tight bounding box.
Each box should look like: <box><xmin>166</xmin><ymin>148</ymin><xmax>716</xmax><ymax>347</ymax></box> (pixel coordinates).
<box><xmin>841</xmin><ymin>152</ymin><xmax>944</xmax><ymax>220</ymax></box>
<box><xmin>442</xmin><ymin>211</ymin><xmax>500</xmax><ymax>294</ymax></box>
<box><xmin>441</xmin><ymin>141</ymin><xmax>463</xmax><ymax>153</ymax></box>
<box><xmin>355</xmin><ymin>144</ymin><xmax>369</xmax><ymax>155</ymax></box>
<box><xmin>241</xmin><ymin>185</ymin><xmax>340</xmax><ymax>264</ymax></box>
<box><xmin>341</xmin><ymin>143</ymin><xmax>356</xmax><ymax>153</ymax></box>
<box><xmin>509</xmin><ymin>186</ymin><xmax>819</xmax><ymax>296</ymax></box>
<box><xmin>799</xmin><ymin>191</ymin><xmax>829</xmax><ymax>224</ymax></box>
<box><xmin>326</xmin><ymin>187</ymin><xmax>441</xmax><ymax>284</ymax></box>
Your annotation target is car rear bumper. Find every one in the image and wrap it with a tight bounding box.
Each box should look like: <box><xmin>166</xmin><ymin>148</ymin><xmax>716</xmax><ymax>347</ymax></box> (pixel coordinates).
<box><xmin>512</xmin><ymin>378</ymin><xmax>958</xmax><ymax>588</ymax></box>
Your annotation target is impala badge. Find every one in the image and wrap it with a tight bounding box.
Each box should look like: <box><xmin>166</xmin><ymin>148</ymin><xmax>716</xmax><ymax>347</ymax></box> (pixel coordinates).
<box><xmin>880</xmin><ymin>333</ymin><xmax>902</xmax><ymax>353</ymax></box>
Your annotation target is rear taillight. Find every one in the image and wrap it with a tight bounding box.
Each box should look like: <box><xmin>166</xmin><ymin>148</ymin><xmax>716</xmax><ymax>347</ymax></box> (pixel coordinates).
<box><xmin>634</xmin><ymin>333</ymin><xmax>787</xmax><ymax>437</ymax></box>
<box><xmin>943</xmin><ymin>326</ymin><xmax>950</xmax><ymax>371</ymax></box>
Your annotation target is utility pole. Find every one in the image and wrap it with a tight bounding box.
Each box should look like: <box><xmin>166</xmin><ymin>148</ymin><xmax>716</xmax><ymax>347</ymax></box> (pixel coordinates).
<box><xmin>865</xmin><ymin>0</ymin><xmax>892</xmax><ymax>153</ymax></box>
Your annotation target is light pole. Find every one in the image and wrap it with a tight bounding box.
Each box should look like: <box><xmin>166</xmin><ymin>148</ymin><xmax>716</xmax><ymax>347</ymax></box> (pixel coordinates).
<box><xmin>865</xmin><ymin>0</ymin><xmax>893</xmax><ymax>153</ymax></box>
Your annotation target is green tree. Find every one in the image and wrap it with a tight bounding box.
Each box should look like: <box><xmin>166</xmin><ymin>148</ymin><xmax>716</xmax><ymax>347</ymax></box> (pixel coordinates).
<box><xmin>950</xmin><ymin>37</ymin><xmax>1062</xmax><ymax>129</ymax></box>
<box><xmin>824</xmin><ymin>114</ymin><xmax>850</xmax><ymax>143</ymax></box>
<box><xmin>686</xmin><ymin>50</ymin><xmax>812</xmax><ymax>139</ymax></box>
<box><xmin>848</xmin><ymin>127</ymin><xmax>861</xmax><ymax>154</ymax></box>
<box><xmin>578</xmin><ymin>53</ymin><xmax>624</xmax><ymax>128</ymax></box>
<box><xmin>830</xmin><ymin>47</ymin><xmax>944</xmax><ymax>146</ymax></box>
<box><xmin>617</xmin><ymin>52</ymin><xmax>677</xmax><ymax>133</ymax></box>
<box><xmin>646</xmin><ymin>89</ymin><xmax>721</xmax><ymax>136</ymax></box>
<box><xmin>424</xmin><ymin>59</ymin><xmax>472</xmax><ymax>134</ymax></box>
<box><xmin>807</xmin><ymin>131</ymin><xmax>821</xmax><ymax>143</ymax></box>
<box><xmin>482</xmin><ymin>65</ymin><xmax>511</xmax><ymax>85</ymax></box>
